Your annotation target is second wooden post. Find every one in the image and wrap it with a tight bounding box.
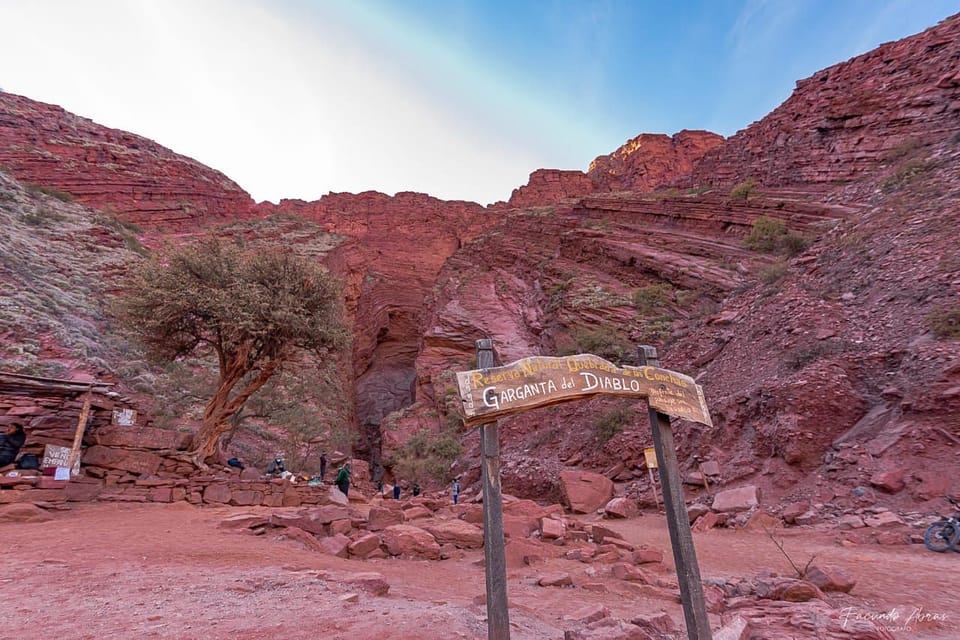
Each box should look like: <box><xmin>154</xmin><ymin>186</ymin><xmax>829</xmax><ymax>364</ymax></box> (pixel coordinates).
<box><xmin>476</xmin><ymin>339</ymin><xmax>510</xmax><ymax>639</ymax></box>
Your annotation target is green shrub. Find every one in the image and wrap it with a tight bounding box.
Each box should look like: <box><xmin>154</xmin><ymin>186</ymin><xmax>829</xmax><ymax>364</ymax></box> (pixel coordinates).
<box><xmin>596</xmin><ymin>406</ymin><xmax>634</xmax><ymax>446</ymax></box>
<box><xmin>562</xmin><ymin>326</ymin><xmax>632</xmax><ymax>362</ymax></box>
<box><xmin>744</xmin><ymin>216</ymin><xmax>811</xmax><ymax>256</ymax></box>
<box><xmin>744</xmin><ymin>216</ymin><xmax>786</xmax><ymax>252</ymax></box>
<box><xmin>730</xmin><ymin>177</ymin><xmax>757</xmax><ymax>200</ymax></box>
<box><xmin>929</xmin><ymin>304</ymin><xmax>960</xmax><ymax>339</ymax></box>
<box><xmin>632</xmin><ymin>283</ymin><xmax>674</xmax><ymax>314</ymax></box>
<box><xmin>389</xmin><ymin>428</ymin><xmax>463</xmax><ymax>484</ymax></box>
<box><xmin>759</xmin><ymin>260</ymin><xmax>788</xmax><ymax>285</ymax></box>
<box><xmin>22</xmin><ymin>206</ymin><xmax>67</xmax><ymax>227</ymax></box>
<box><xmin>881</xmin><ymin>158</ymin><xmax>936</xmax><ymax>193</ymax></box>
<box><xmin>25</xmin><ymin>183</ymin><xmax>75</xmax><ymax>202</ymax></box>
<box><xmin>780</xmin><ymin>232</ymin><xmax>812</xmax><ymax>256</ymax></box>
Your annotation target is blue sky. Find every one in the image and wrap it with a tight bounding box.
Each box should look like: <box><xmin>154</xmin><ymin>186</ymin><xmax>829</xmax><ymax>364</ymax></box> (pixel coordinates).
<box><xmin>0</xmin><ymin>0</ymin><xmax>957</xmax><ymax>204</ymax></box>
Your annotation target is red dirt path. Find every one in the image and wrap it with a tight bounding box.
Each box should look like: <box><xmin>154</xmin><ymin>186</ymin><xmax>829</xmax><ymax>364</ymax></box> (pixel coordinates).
<box><xmin>3</xmin><ymin>502</ymin><xmax>957</xmax><ymax>639</ymax></box>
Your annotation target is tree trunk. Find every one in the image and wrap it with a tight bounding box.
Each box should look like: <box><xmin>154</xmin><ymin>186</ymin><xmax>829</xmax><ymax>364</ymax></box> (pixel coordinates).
<box><xmin>189</xmin><ymin>353</ymin><xmax>282</xmax><ymax>463</ymax></box>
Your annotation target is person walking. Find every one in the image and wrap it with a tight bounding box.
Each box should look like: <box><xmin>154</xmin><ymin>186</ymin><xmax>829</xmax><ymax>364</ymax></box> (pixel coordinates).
<box><xmin>319</xmin><ymin>452</ymin><xmax>328</xmax><ymax>482</ymax></box>
<box><xmin>334</xmin><ymin>463</ymin><xmax>351</xmax><ymax>497</ymax></box>
<box><xmin>452</xmin><ymin>478</ymin><xmax>460</xmax><ymax>505</ymax></box>
<box><xmin>392</xmin><ymin>483</ymin><xmax>401</xmax><ymax>500</ymax></box>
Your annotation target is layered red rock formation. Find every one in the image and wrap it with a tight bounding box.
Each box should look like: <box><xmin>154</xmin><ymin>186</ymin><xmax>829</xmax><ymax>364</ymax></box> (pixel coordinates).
<box><xmin>690</xmin><ymin>14</ymin><xmax>960</xmax><ymax>188</ymax></box>
<box><xmin>257</xmin><ymin>192</ymin><xmax>491</xmax><ymax>433</ymax></box>
<box><xmin>0</xmin><ymin>92</ymin><xmax>254</xmax><ymax>225</ymax></box>
<box><xmin>506</xmin><ymin>169</ymin><xmax>596</xmax><ymax>208</ymax></box>
<box><xmin>3</xmin><ymin>14</ymin><xmax>959</xmax><ymax>512</ymax></box>
<box><xmin>588</xmin><ymin>130</ymin><xmax>723</xmax><ymax>192</ymax></box>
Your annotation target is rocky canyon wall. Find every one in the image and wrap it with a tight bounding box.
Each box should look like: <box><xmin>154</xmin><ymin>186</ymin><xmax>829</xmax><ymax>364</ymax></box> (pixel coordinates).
<box><xmin>0</xmin><ymin>92</ymin><xmax>254</xmax><ymax>226</ymax></box>
<box><xmin>690</xmin><ymin>15</ymin><xmax>960</xmax><ymax>188</ymax></box>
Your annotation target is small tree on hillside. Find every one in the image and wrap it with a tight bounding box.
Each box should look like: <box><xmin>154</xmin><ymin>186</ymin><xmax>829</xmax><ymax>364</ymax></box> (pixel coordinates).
<box><xmin>115</xmin><ymin>237</ymin><xmax>349</xmax><ymax>465</ymax></box>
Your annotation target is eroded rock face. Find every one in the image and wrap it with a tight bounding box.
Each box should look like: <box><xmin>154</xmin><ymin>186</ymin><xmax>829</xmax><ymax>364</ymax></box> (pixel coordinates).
<box><xmin>257</xmin><ymin>193</ymin><xmax>490</xmax><ymax>434</ymax></box>
<box><xmin>0</xmin><ymin>92</ymin><xmax>255</xmax><ymax>226</ymax></box>
<box><xmin>690</xmin><ymin>16</ymin><xmax>960</xmax><ymax>188</ymax></box>
<box><xmin>506</xmin><ymin>169</ymin><xmax>597</xmax><ymax>208</ymax></box>
<box><xmin>588</xmin><ymin>130</ymin><xmax>724</xmax><ymax>192</ymax></box>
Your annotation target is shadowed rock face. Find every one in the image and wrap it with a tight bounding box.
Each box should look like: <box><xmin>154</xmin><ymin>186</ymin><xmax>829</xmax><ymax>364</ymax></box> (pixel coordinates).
<box><xmin>0</xmin><ymin>92</ymin><xmax>254</xmax><ymax>225</ymax></box>
<box><xmin>255</xmin><ymin>193</ymin><xmax>491</xmax><ymax>432</ymax></box>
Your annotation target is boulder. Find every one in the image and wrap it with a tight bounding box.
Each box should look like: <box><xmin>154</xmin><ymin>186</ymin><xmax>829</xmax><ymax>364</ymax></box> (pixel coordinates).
<box><xmin>348</xmin><ymin>533</ymin><xmax>382</xmax><ymax>559</ymax></box>
<box><xmin>603</xmin><ymin>497</ymin><xmax>639</xmax><ymax>519</ymax></box>
<box><xmin>0</xmin><ymin>503</ymin><xmax>52</xmax><ymax>522</ymax></box>
<box><xmin>863</xmin><ymin>511</ymin><xmax>902</xmax><ymax>528</ymax></box>
<box><xmin>805</xmin><ymin>564</ymin><xmax>856</xmax><ymax>593</ymax></box>
<box><xmin>611</xmin><ymin>562</ymin><xmax>649</xmax><ymax>583</ymax></box>
<box><xmin>692</xmin><ymin>512</ymin><xmax>720</xmax><ymax>532</ymax></box>
<box><xmin>539</xmin><ymin>517</ymin><xmax>566</xmax><ymax>541</ymax></box>
<box><xmin>589</xmin><ymin>523</ymin><xmax>623</xmax><ymax>544</ymax></box>
<box><xmin>402</xmin><ymin>505</ymin><xmax>432</xmax><ymax>520</ymax></box>
<box><xmin>536</xmin><ymin>572</ymin><xmax>573</xmax><ymax>587</ymax></box>
<box><xmin>559</xmin><ymin>470</ymin><xmax>614</xmax><ymax>514</ymax></box>
<box><xmin>741</xmin><ymin>511</ymin><xmax>782</xmax><ymax>531</ymax></box>
<box><xmin>343</xmin><ymin>572</ymin><xmax>389</xmax><ymax>596</ymax></box>
<box><xmin>870</xmin><ymin>468</ymin><xmax>906</xmax><ymax>493</ymax></box>
<box><xmin>218</xmin><ymin>513</ymin><xmax>269</xmax><ymax>530</ymax></box>
<box><xmin>316</xmin><ymin>533</ymin><xmax>351</xmax><ymax>558</ymax></box>
<box><xmin>687</xmin><ymin>503</ymin><xmax>711</xmax><ymax>523</ymax></box>
<box><xmin>367</xmin><ymin>506</ymin><xmax>404</xmax><ymax>531</ymax></box>
<box><xmin>712</xmin><ymin>485</ymin><xmax>760</xmax><ymax>513</ymax></box>
<box><xmin>381</xmin><ymin>524</ymin><xmax>441</xmax><ymax>559</ymax></box>
<box><xmin>423</xmin><ymin>519</ymin><xmax>484</xmax><ymax>549</ymax></box>
<box><xmin>631</xmin><ymin>546</ymin><xmax>664</xmax><ymax>565</ymax></box>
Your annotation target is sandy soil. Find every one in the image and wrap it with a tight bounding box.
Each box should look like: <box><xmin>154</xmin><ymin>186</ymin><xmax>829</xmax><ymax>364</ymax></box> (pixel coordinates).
<box><xmin>3</xmin><ymin>502</ymin><xmax>957</xmax><ymax>640</ymax></box>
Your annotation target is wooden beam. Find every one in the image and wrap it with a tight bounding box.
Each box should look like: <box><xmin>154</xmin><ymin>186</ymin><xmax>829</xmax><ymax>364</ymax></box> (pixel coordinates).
<box><xmin>65</xmin><ymin>387</ymin><xmax>93</xmax><ymax>476</ymax></box>
<box><xmin>477</xmin><ymin>339</ymin><xmax>510</xmax><ymax>640</ymax></box>
<box><xmin>638</xmin><ymin>346</ymin><xmax>712</xmax><ymax>640</ymax></box>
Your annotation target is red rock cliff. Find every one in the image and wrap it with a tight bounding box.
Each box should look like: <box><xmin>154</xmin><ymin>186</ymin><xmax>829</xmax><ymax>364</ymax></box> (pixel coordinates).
<box><xmin>588</xmin><ymin>129</ymin><xmax>724</xmax><ymax>192</ymax></box>
<box><xmin>255</xmin><ymin>192</ymin><xmax>491</xmax><ymax>439</ymax></box>
<box><xmin>506</xmin><ymin>169</ymin><xmax>597</xmax><ymax>208</ymax></box>
<box><xmin>690</xmin><ymin>14</ymin><xmax>960</xmax><ymax>188</ymax></box>
<box><xmin>0</xmin><ymin>92</ymin><xmax>254</xmax><ymax>226</ymax></box>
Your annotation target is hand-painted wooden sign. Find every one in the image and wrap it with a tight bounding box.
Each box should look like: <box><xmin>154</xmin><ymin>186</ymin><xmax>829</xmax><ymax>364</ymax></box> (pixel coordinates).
<box><xmin>457</xmin><ymin>353</ymin><xmax>712</xmax><ymax>428</ymax></box>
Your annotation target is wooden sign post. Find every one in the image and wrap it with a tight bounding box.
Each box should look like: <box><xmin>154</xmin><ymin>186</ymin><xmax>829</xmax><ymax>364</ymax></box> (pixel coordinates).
<box><xmin>457</xmin><ymin>344</ymin><xmax>714</xmax><ymax>640</ymax></box>
<box><xmin>476</xmin><ymin>339</ymin><xmax>510</xmax><ymax>640</ymax></box>
<box><xmin>638</xmin><ymin>346</ymin><xmax>712</xmax><ymax>640</ymax></box>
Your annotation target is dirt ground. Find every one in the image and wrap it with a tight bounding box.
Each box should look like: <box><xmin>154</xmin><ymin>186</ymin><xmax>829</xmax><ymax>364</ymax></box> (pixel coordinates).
<box><xmin>3</xmin><ymin>501</ymin><xmax>957</xmax><ymax>640</ymax></box>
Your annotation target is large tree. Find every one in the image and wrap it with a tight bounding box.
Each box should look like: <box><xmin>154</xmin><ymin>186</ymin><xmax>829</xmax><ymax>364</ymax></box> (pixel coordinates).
<box><xmin>116</xmin><ymin>237</ymin><xmax>349</xmax><ymax>464</ymax></box>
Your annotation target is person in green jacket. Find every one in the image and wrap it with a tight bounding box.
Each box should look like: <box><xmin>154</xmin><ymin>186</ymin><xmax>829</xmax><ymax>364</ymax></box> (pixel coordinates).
<box><xmin>335</xmin><ymin>463</ymin><xmax>351</xmax><ymax>496</ymax></box>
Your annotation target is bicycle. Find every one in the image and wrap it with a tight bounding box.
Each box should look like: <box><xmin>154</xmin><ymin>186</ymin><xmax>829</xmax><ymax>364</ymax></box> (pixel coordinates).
<box><xmin>923</xmin><ymin>496</ymin><xmax>960</xmax><ymax>553</ymax></box>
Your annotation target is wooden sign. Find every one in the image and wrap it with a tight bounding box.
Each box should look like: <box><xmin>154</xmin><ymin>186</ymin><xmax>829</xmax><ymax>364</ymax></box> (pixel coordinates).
<box><xmin>644</xmin><ymin>447</ymin><xmax>658</xmax><ymax>469</ymax></box>
<box><xmin>42</xmin><ymin>444</ymin><xmax>80</xmax><ymax>475</ymax></box>
<box><xmin>112</xmin><ymin>408</ymin><xmax>137</xmax><ymax>426</ymax></box>
<box><xmin>457</xmin><ymin>354</ymin><xmax>712</xmax><ymax>428</ymax></box>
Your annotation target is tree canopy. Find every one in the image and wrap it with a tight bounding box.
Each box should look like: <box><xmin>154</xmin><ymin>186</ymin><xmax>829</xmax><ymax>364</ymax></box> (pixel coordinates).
<box><xmin>115</xmin><ymin>237</ymin><xmax>349</xmax><ymax>464</ymax></box>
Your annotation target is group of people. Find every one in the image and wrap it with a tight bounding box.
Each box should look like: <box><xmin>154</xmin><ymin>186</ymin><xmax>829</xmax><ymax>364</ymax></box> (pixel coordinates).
<box><xmin>255</xmin><ymin>448</ymin><xmax>464</xmax><ymax>504</ymax></box>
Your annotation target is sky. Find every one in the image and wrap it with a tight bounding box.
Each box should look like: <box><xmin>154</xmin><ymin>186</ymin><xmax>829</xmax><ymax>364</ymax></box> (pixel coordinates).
<box><xmin>0</xmin><ymin>1</ymin><xmax>957</xmax><ymax>205</ymax></box>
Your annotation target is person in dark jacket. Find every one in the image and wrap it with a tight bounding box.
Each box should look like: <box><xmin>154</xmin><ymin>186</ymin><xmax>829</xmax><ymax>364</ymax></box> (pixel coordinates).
<box><xmin>0</xmin><ymin>424</ymin><xmax>26</xmax><ymax>467</ymax></box>
<box><xmin>319</xmin><ymin>452</ymin><xmax>328</xmax><ymax>482</ymax></box>
<box><xmin>335</xmin><ymin>463</ymin><xmax>351</xmax><ymax>496</ymax></box>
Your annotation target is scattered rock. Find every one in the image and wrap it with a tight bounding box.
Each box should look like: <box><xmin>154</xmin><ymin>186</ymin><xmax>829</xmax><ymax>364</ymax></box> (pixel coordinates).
<box><xmin>712</xmin><ymin>486</ymin><xmax>760</xmax><ymax>513</ymax></box>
